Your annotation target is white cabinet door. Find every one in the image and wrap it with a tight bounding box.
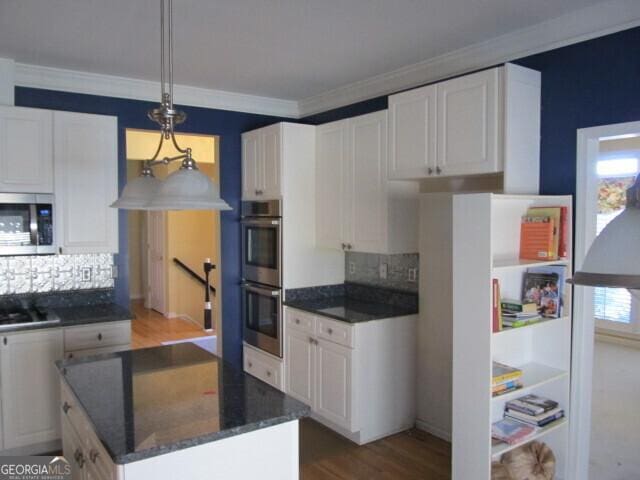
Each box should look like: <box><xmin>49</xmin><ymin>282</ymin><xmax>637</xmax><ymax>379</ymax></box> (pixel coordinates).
<box><xmin>62</xmin><ymin>417</ymin><xmax>86</xmax><ymax>480</ymax></box>
<box><xmin>54</xmin><ymin>111</ymin><xmax>118</xmax><ymax>254</ymax></box>
<box><xmin>315</xmin><ymin>338</ymin><xmax>352</xmax><ymax>430</ymax></box>
<box><xmin>315</xmin><ymin>120</ymin><xmax>348</xmax><ymax>250</ymax></box>
<box><xmin>388</xmin><ymin>85</ymin><xmax>436</xmax><ymax>180</ymax></box>
<box><xmin>260</xmin><ymin>125</ymin><xmax>281</xmax><ymax>199</ymax></box>
<box><xmin>242</xmin><ymin>130</ymin><xmax>261</xmax><ymax>200</ymax></box>
<box><xmin>436</xmin><ymin>68</ymin><xmax>500</xmax><ymax>177</ymax></box>
<box><xmin>284</xmin><ymin>327</ymin><xmax>315</xmax><ymax>407</ymax></box>
<box><xmin>1</xmin><ymin>329</ymin><xmax>63</xmax><ymax>450</ymax></box>
<box><xmin>348</xmin><ymin>111</ymin><xmax>387</xmax><ymax>253</ymax></box>
<box><xmin>0</xmin><ymin>106</ymin><xmax>53</xmax><ymax>193</ymax></box>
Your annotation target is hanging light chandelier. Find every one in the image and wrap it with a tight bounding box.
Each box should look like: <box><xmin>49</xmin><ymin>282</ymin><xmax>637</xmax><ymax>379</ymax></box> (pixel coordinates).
<box><xmin>111</xmin><ymin>0</ymin><xmax>231</xmax><ymax>211</ymax></box>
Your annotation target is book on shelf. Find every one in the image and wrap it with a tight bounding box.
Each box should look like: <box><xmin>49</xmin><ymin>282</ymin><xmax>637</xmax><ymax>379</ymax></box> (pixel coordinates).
<box><xmin>501</xmin><ymin>299</ymin><xmax>538</xmax><ymax>314</ymax></box>
<box><xmin>492</xmin><ymin>361</ymin><xmax>522</xmax><ymax>386</ymax></box>
<box><xmin>502</xmin><ymin>316</ymin><xmax>542</xmax><ymax>329</ymax></box>
<box><xmin>505</xmin><ymin>407</ymin><xmax>565</xmax><ymax>427</ymax></box>
<box><xmin>492</xmin><ymin>279</ymin><xmax>502</xmax><ymax>333</ymax></box>
<box><xmin>522</xmin><ymin>270</ymin><xmax>563</xmax><ymax>318</ymax></box>
<box><xmin>519</xmin><ymin>216</ymin><xmax>555</xmax><ymax>260</ymax></box>
<box><xmin>492</xmin><ymin>381</ymin><xmax>523</xmax><ymax>397</ymax></box>
<box><xmin>491</xmin><ymin>418</ymin><xmax>536</xmax><ymax>445</ymax></box>
<box><xmin>506</xmin><ymin>394</ymin><xmax>559</xmax><ymax>416</ymax></box>
<box><xmin>527</xmin><ymin>206</ymin><xmax>568</xmax><ymax>259</ymax></box>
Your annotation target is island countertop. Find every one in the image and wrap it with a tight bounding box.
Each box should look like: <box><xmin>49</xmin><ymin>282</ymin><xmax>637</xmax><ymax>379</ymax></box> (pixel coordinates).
<box><xmin>56</xmin><ymin>343</ymin><xmax>309</xmax><ymax>464</ymax></box>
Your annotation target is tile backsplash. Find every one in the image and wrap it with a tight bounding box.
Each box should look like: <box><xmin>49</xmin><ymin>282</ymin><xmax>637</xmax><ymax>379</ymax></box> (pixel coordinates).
<box><xmin>345</xmin><ymin>252</ymin><xmax>419</xmax><ymax>293</ymax></box>
<box><xmin>0</xmin><ymin>254</ymin><xmax>115</xmax><ymax>295</ymax></box>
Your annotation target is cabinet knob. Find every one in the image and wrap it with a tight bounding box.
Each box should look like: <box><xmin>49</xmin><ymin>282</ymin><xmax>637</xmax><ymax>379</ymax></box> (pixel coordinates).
<box><xmin>62</xmin><ymin>401</ymin><xmax>72</xmax><ymax>414</ymax></box>
<box><xmin>347</xmin><ymin>244</ymin><xmax>353</xmax><ymax>250</ymax></box>
<box><xmin>309</xmin><ymin>337</ymin><xmax>314</xmax><ymax>344</ymax></box>
<box><xmin>341</xmin><ymin>243</ymin><xmax>346</xmax><ymax>250</ymax></box>
<box><xmin>3</xmin><ymin>337</ymin><xmax>6</xmax><ymax>345</ymax></box>
<box><xmin>58</xmin><ymin>247</ymin><xmax>63</xmax><ymax>254</ymax></box>
<box><xmin>248</xmin><ymin>361</ymin><xmax>253</xmax><ymax>368</ymax></box>
<box><xmin>266</xmin><ymin>370</ymin><xmax>272</xmax><ymax>377</ymax></box>
<box><xmin>97</xmin><ymin>333</ymin><xmax>103</xmax><ymax>341</ymax></box>
<box><xmin>436</xmin><ymin>166</ymin><xmax>442</xmax><ymax>174</ymax></box>
<box><xmin>295</xmin><ymin>319</ymin><xmax>300</xmax><ymax>324</ymax></box>
<box><xmin>89</xmin><ymin>449</ymin><xmax>100</xmax><ymax>463</ymax></box>
<box><xmin>74</xmin><ymin>449</ymin><xmax>85</xmax><ymax>468</ymax></box>
<box><xmin>67</xmin><ymin>352</ymin><xmax>74</xmax><ymax>359</ymax></box>
<box><xmin>327</xmin><ymin>328</ymin><xmax>333</xmax><ymax>335</ymax></box>
<box><xmin>427</xmin><ymin>167</ymin><xmax>433</xmax><ymax>175</ymax></box>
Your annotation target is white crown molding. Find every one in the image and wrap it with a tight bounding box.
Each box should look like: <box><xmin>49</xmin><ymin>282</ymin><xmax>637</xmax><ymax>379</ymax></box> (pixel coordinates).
<box><xmin>298</xmin><ymin>0</ymin><xmax>640</xmax><ymax>117</ymax></box>
<box><xmin>14</xmin><ymin>63</ymin><xmax>300</xmax><ymax>118</ymax></box>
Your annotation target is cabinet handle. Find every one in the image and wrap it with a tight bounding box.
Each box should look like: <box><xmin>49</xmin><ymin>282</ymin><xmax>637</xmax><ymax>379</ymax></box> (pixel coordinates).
<box><xmin>427</xmin><ymin>167</ymin><xmax>433</xmax><ymax>175</ymax></box>
<box><xmin>248</xmin><ymin>361</ymin><xmax>253</xmax><ymax>368</ymax></box>
<box><xmin>59</xmin><ymin>247</ymin><xmax>63</xmax><ymax>254</ymax></box>
<box><xmin>309</xmin><ymin>337</ymin><xmax>314</xmax><ymax>344</ymax></box>
<box><xmin>3</xmin><ymin>337</ymin><xmax>6</xmax><ymax>345</ymax></box>
<box><xmin>89</xmin><ymin>449</ymin><xmax>100</xmax><ymax>463</ymax></box>
<box><xmin>62</xmin><ymin>402</ymin><xmax>72</xmax><ymax>414</ymax></box>
<box><xmin>436</xmin><ymin>166</ymin><xmax>442</xmax><ymax>174</ymax></box>
<box><xmin>97</xmin><ymin>333</ymin><xmax>103</xmax><ymax>341</ymax></box>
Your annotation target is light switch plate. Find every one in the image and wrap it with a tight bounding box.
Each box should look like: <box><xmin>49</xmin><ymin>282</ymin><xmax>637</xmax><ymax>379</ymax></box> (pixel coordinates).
<box><xmin>379</xmin><ymin>263</ymin><xmax>388</xmax><ymax>279</ymax></box>
<box><xmin>349</xmin><ymin>262</ymin><xmax>356</xmax><ymax>274</ymax></box>
<box><xmin>408</xmin><ymin>268</ymin><xmax>417</xmax><ymax>282</ymax></box>
<box><xmin>81</xmin><ymin>267</ymin><xmax>92</xmax><ymax>282</ymax></box>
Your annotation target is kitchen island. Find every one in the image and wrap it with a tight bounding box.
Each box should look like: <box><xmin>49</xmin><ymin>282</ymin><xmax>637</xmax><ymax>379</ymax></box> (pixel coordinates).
<box><xmin>57</xmin><ymin>342</ymin><xmax>309</xmax><ymax>480</ymax></box>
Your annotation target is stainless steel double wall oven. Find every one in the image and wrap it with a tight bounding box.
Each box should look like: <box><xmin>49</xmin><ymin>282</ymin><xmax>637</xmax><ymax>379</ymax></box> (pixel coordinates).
<box><xmin>241</xmin><ymin>200</ymin><xmax>283</xmax><ymax>357</ymax></box>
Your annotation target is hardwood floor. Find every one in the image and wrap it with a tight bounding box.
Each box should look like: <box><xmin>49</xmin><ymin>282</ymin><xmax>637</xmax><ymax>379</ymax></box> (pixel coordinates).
<box><xmin>300</xmin><ymin>419</ymin><xmax>451</xmax><ymax>480</ymax></box>
<box><xmin>130</xmin><ymin>300</ymin><xmax>215</xmax><ymax>349</ymax></box>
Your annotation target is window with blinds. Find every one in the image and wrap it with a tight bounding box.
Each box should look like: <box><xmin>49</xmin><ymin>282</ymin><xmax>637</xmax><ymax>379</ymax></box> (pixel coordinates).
<box><xmin>594</xmin><ymin>158</ymin><xmax>638</xmax><ymax>324</ymax></box>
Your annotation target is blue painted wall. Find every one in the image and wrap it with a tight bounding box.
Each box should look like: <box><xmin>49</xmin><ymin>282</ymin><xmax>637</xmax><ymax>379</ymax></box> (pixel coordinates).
<box><xmin>15</xmin><ymin>87</ymin><xmax>290</xmax><ymax>367</ymax></box>
<box><xmin>302</xmin><ymin>26</ymin><xmax>640</xmax><ymax>199</ymax></box>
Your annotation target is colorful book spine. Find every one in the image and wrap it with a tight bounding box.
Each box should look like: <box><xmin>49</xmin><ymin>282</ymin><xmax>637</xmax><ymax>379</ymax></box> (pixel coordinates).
<box><xmin>492</xmin><ymin>279</ymin><xmax>501</xmax><ymax>332</ymax></box>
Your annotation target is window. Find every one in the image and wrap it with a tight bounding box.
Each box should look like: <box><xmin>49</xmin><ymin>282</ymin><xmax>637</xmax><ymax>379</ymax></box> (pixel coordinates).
<box><xmin>593</xmin><ymin>153</ymin><xmax>640</xmax><ymax>333</ymax></box>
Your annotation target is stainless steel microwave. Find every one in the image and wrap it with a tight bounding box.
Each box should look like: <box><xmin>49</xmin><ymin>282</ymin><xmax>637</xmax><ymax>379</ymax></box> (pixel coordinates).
<box><xmin>0</xmin><ymin>193</ymin><xmax>56</xmax><ymax>255</ymax></box>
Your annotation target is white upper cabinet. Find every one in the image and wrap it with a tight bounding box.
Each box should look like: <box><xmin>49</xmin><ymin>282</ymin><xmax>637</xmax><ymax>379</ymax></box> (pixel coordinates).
<box><xmin>388</xmin><ymin>85</ymin><xmax>436</xmax><ymax>179</ymax></box>
<box><xmin>54</xmin><ymin>111</ymin><xmax>118</xmax><ymax>254</ymax></box>
<box><xmin>315</xmin><ymin>119</ymin><xmax>348</xmax><ymax>250</ymax></box>
<box><xmin>436</xmin><ymin>68</ymin><xmax>500</xmax><ymax>176</ymax></box>
<box><xmin>0</xmin><ymin>329</ymin><xmax>63</xmax><ymax>450</ymax></box>
<box><xmin>0</xmin><ymin>106</ymin><xmax>53</xmax><ymax>193</ymax></box>
<box><xmin>316</xmin><ymin>111</ymin><xmax>418</xmax><ymax>254</ymax></box>
<box><xmin>242</xmin><ymin>124</ymin><xmax>282</xmax><ymax>200</ymax></box>
<box><xmin>388</xmin><ymin>63</ymin><xmax>540</xmax><ymax>191</ymax></box>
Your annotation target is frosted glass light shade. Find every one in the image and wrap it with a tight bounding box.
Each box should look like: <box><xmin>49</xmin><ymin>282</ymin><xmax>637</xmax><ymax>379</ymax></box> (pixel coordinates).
<box><xmin>110</xmin><ymin>175</ymin><xmax>161</xmax><ymax>210</ymax></box>
<box><xmin>572</xmin><ymin>207</ymin><xmax>640</xmax><ymax>289</ymax></box>
<box><xmin>146</xmin><ymin>168</ymin><xmax>231</xmax><ymax>211</ymax></box>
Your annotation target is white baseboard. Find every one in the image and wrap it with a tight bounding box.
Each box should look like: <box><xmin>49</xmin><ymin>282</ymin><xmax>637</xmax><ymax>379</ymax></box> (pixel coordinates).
<box><xmin>130</xmin><ymin>293</ymin><xmax>144</xmax><ymax>300</ymax></box>
<box><xmin>415</xmin><ymin>419</ymin><xmax>451</xmax><ymax>442</ymax></box>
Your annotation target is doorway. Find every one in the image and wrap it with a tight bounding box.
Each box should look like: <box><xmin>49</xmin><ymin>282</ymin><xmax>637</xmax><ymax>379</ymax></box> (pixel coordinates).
<box><xmin>125</xmin><ymin>129</ymin><xmax>223</xmax><ymax>355</ymax></box>
<box><xmin>574</xmin><ymin>121</ymin><xmax>640</xmax><ymax>479</ymax></box>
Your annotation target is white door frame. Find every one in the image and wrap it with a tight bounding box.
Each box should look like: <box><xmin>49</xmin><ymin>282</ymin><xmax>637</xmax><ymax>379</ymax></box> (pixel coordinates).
<box><xmin>146</xmin><ymin>210</ymin><xmax>167</xmax><ymax>315</ymax></box>
<box><xmin>572</xmin><ymin>120</ymin><xmax>640</xmax><ymax>480</ymax></box>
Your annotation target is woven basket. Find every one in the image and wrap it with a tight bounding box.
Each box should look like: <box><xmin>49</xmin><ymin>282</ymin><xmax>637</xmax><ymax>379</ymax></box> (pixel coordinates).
<box><xmin>491</xmin><ymin>462</ymin><xmax>513</xmax><ymax>480</ymax></box>
<box><xmin>501</xmin><ymin>441</ymin><xmax>556</xmax><ymax>480</ymax></box>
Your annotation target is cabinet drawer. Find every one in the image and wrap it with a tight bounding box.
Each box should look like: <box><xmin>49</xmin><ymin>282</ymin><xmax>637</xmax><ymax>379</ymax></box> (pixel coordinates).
<box><xmin>64</xmin><ymin>321</ymin><xmax>130</xmax><ymax>352</ymax></box>
<box><xmin>285</xmin><ymin>308</ymin><xmax>315</xmax><ymax>334</ymax></box>
<box><xmin>317</xmin><ymin>316</ymin><xmax>354</xmax><ymax>348</ymax></box>
<box><xmin>243</xmin><ymin>345</ymin><xmax>284</xmax><ymax>391</ymax></box>
<box><xmin>64</xmin><ymin>344</ymin><xmax>130</xmax><ymax>360</ymax></box>
<box><xmin>60</xmin><ymin>381</ymin><xmax>86</xmax><ymax>441</ymax></box>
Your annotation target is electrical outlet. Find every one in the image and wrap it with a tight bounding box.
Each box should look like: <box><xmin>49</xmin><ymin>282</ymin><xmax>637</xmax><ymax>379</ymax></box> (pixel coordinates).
<box><xmin>349</xmin><ymin>262</ymin><xmax>356</xmax><ymax>275</ymax></box>
<box><xmin>81</xmin><ymin>267</ymin><xmax>92</xmax><ymax>282</ymax></box>
<box><xmin>379</xmin><ymin>263</ymin><xmax>388</xmax><ymax>279</ymax></box>
<box><xmin>408</xmin><ymin>268</ymin><xmax>417</xmax><ymax>282</ymax></box>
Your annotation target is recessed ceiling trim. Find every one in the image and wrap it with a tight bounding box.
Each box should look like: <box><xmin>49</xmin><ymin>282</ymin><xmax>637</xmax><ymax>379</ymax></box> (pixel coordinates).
<box><xmin>14</xmin><ymin>62</ymin><xmax>300</xmax><ymax>118</ymax></box>
<box><xmin>298</xmin><ymin>0</ymin><xmax>640</xmax><ymax>117</ymax></box>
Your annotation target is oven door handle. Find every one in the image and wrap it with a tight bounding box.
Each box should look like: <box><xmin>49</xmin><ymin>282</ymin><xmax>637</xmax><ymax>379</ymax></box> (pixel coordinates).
<box><xmin>241</xmin><ymin>218</ymin><xmax>280</xmax><ymax>227</ymax></box>
<box><xmin>241</xmin><ymin>283</ymin><xmax>281</xmax><ymax>297</ymax></box>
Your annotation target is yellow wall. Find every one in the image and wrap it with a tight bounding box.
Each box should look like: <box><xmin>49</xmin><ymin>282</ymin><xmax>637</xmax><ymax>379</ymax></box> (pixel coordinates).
<box><xmin>126</xmin><ymin>131</ymin><xmax>221</xmax><ymax>332</ymax></box>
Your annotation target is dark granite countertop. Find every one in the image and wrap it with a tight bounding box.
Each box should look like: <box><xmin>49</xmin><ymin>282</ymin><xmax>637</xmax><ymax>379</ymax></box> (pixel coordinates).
<box><xmin>283</xmin><ymin>283</ymin><xmax>418</xmax><ymax>323</ymax></box>
<box><xmin>0</xmin><ymin>303</ymin><xmax>133</xmax><ymax>333</ymax></box>
<box><xmin>57</xmin><ymin>343</ymin><xmax>309</xmax><ymax>464</ymax></box>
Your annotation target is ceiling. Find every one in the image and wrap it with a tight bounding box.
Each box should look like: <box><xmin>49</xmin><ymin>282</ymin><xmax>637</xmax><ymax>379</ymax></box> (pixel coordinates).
<box><xmin>0</xmin><ymin>0</ymin><xmax>616</xmax><ymax>104</ymax></box>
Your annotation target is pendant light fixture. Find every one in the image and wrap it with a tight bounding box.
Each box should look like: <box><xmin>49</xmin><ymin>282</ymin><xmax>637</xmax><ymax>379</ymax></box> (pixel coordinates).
<box><xmin>111</xmin><ymin>0</ymin><xmax>231</xmax><ymax>211</ymax></box>
<box><xmin>571</xmin><ymin>174</ymin><xmax>640</xmax><ymax>293</ymax></box>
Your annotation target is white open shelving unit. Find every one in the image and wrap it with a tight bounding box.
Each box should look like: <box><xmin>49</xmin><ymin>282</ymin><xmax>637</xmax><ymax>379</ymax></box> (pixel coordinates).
<box><xmin>452</xmin><ymin>193</ymin><xmax>573</xmax><ymax>480</ymax></box>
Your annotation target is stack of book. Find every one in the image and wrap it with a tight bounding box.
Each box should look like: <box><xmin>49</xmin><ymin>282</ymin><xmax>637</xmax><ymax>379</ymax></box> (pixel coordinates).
<box><xmin>491</xmin><ymin>418</ymin><xmax>536</xmax><ymax>445</ymax></box>
<box><xmin>500</xmin><ymin>299</ymin><xmax>541</xmax><ymax>328</ymax></box>
<box><xmin>522</xmin><ymin>265</ymin><xmax>566</xmax><ymax>319</ymax></box>
<box><xmin>505</xmin><ymin>394</ymin><xmax>564</xmax><ymax>428</ymax></box>
<box><xmin>492</xmin><ymin>361</ymin><xmax>523</xmax><ymax>397</ymax></box>
<box><xmin>519</xmin><ymin>206</ymin><xmax>568</xmax><ymax>261</ymax></box>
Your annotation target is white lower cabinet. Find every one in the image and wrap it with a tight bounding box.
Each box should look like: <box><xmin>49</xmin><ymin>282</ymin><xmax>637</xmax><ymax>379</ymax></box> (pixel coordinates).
<box><xmin>243</xmin><ymin>343</ymin><xmax>284</xmax><ymax>391</ymax></box>
<box><xmin>0</xmin><ymin>329</ymin><xmax>63</xmax><ymax>450</ymax></box>
<box><xmin>284</xmin><ymin>307</ymin><xmax>417</xmax><ymax>444</ymax></box>
<box><xmin>315</xmin><ymin>338</ymin><xmax>352</xmax><ymax>430</ymax></box>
